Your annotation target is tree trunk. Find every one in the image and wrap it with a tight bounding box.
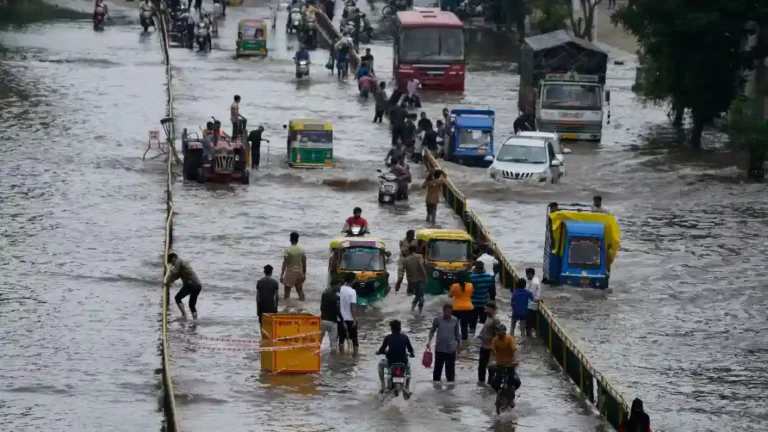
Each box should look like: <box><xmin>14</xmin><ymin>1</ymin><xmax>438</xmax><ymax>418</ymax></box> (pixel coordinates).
<box><xmin>747</xmin><ymin>141</ymin><xmax>766</xmax><ymax>181</ymax></box>
<box><xmin>582</xmin><ymin>2</ymin><xmax>596</xmax><ymax>41</ymax></box>
<box><xmin>672</xmin><ymin>100</ymin><xmax>684</xmax><ymax>127</ymax></box>
<box><xmin>690</xmin><ymin>114</ymin><xmax>705</xmax><ymax>149</ymax></box>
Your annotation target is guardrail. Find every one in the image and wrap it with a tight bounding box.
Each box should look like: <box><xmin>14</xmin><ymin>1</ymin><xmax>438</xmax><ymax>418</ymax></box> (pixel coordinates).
<box><xmin>307</xmin><ymin>6</ymin><xmax>361</xmax><ymax>72</ymax></box>
<box><xmin>423</xmin><ymin>151</ymin><xmax>632</xmax><ymax>430</ymax></box>
<box><xmin>154</xmin><ymin>5</ymin><xmax>181</xmax><ymax>432</ymax></box>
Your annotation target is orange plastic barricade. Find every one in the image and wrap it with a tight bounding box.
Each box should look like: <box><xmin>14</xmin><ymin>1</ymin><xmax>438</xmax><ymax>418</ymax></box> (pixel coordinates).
<box><xmin>261</xmin><ymin>313</ymin><xmax>321</xmax><ymax>373</ymax></box>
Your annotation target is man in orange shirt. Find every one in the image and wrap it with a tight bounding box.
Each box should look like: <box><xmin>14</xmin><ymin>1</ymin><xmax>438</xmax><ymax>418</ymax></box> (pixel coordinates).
<box><xmin>490</xmin><ymin>323</ymin><xmax>521</xmax><ymax>395</ymax></box>
<box><xmin>422</xmin><ymin>169</ymin><xmax>445</xmax><ymax>225</ymax></box>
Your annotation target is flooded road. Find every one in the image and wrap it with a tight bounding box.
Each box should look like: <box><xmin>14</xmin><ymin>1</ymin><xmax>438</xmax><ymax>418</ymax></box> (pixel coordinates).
<box><xmin>1</xmin><ymin>0</ymin><xmax>765</xmax><ymax>431</ymax></box>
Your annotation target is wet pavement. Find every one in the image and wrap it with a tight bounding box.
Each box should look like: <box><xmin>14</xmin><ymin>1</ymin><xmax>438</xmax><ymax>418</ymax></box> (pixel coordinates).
<box><xmin>1</xmin><ymin>0</ymin><xmax>766</xmax><ymax>431</ymax></box>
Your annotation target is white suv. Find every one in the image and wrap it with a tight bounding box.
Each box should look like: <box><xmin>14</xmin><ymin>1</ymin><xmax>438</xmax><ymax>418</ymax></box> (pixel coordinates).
<box><xmin>517</xmin><ymin>131</ymin><xmax>570</xmax><ymax>177</ymax></box>
<box><xmin>488</xmin><ymin>136</ymin><xmax>564</xmax><ymax>184</ymax></box>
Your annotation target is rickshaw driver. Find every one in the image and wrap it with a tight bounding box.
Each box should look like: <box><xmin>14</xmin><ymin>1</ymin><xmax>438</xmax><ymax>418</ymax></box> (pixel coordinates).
<box><xmin>342</xmin><ymin>207</ymin><xmax>369</xmax><ymax>234</ymax></box>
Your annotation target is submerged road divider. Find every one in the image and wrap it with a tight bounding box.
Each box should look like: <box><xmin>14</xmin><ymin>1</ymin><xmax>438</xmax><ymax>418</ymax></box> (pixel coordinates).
<box><xmin>424</xmin><ymin>152</ymin><xmax>633</xmax><ymax>430</ymax></box>
<box><xmin>154</xmin><ymin>3</ymin><xmax>181</xmax><ymax>431</ymax></box>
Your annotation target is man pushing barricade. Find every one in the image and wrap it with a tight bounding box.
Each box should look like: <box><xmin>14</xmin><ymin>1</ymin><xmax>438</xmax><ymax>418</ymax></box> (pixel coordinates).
<box><xmin>164</xmin><ymin>253</ymin><xmax>203</xmax><ymax>320</ymax></box>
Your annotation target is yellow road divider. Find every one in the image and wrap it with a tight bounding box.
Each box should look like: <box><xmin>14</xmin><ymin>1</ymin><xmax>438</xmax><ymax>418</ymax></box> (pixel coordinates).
<box><xmin>154</xmin><ymin>4</ymin><xmax>181</xmax><ymax>431</ymax></box>
<box><xmin>424</xmin><ymin>151</ymin><xmax>632</xmax><ymax>430</ymax></box>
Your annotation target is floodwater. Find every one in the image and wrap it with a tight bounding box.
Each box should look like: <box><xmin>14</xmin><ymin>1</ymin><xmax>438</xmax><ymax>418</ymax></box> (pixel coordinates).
<box><xmin>0</xmin><ymin>1</ymin><xmax>765</xmax><ymax>432</ymax></box>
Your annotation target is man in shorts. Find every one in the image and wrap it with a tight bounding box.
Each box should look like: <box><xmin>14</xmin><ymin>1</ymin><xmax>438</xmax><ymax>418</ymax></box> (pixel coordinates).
<box><xmin>281</xmin><ymin>231</ymin><xmax>307</xmax><ymax>300</ymax></box>
<box><xmin>164</xmin><ymin>253</ymin><xmax>203</xmax><ymax>320</ymax></box>
<box><xmin>337</xmin><ymin>273</ymin><xmax>359</xmax><ymax>357</ymax></box>
<box><xmin>422</xmin><ymin>169</ymin><xmax>445</xmax><ymax>225</ymax></box>
<box><xmin>394</xmin><ymin>229</ymin><xmax>418</xmax><ymax>294</ymax></box>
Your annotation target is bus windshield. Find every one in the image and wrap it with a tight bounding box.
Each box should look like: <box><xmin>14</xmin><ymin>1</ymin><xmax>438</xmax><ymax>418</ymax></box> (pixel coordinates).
<box><xmin>340</xmin><ymin>248</ymin><xmax>386</xmax><ymax>271</ymax></box>
<box><xmin>541</xmin><ymin>84</ymin><xmax>602</xmax><ymax>110</ymax></box>
<box><xmin>427</xmin><ymin>240</ymin><xmax>470</xmax><ymax>262</ymax></box>
<box><xmin>567</xmin><ymin>237</ymin><xmax>601</xmax><ymax>269</ymax></box>
<box><xmin>398</xmin><ymin>28</ymin><xmax>464</xmax><ymax>63</ymax></box>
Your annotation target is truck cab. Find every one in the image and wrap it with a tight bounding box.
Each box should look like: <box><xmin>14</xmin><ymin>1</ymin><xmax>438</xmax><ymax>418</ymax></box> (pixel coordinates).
<box><xmin>542</xmin><ymin>203</ymin><xmax>620</xmax><ymax>290</ymax></box>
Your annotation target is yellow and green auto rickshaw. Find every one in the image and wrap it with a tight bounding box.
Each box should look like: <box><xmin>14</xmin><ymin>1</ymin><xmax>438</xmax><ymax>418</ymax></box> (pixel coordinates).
<box><xmin>329</xmin><ymin>236</ymin><xmax>390</xmax><ymax>306</ymax></box>
<box><xmin>284</xmin><ymin>119</ymin><xmax>335</xmax><ymax>168</ymax></box>
<box><xmin>236</xmin><ymin>19</ymin><xmax>268</xmax><ymax>58</ymax></box>
<box><xmin>416</xmin><ymin>229</ymin><xmax>474</xmax><ymax>295</ymax></box>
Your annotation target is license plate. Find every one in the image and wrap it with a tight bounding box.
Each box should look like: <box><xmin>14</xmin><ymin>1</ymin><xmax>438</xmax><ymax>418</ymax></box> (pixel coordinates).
<box><xmin>580</xmin><ymin>278</ymin><xmax>590</xmax><ymax>285</ymax></box>
<box><xmin>392</xmin><ymin>377</ymin><xmax>405</xmax><ymax>383</ymax></box>
<box><xmin>424</xmin><ymin>80</ymin><xmax>438</xmax><ymax>85</ymax></box>
<box><xmin>561</xmin><ymin>133</ymin><xmax>578</xmax><ymax>139</ymax></box>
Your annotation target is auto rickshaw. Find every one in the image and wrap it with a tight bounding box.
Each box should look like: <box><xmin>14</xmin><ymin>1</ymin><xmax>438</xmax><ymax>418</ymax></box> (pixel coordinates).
<box><xmin>416</xmin><ymin>229</ymin><xmax>474</xmax><ymax>295</ymax></box>
<box><xmin>236</xmin><ymin>19</ymin><xmax>268</xmax><ymax>57</ymax></box>
<box><xmin>283</xmin><ymin>119</ymin><xmax>335</xmax><ymax>168</ymax></box>
<box><xmin>329</xmin><ymin>236</ymin><xmax>390</xmax><ymax>306</ymax></box>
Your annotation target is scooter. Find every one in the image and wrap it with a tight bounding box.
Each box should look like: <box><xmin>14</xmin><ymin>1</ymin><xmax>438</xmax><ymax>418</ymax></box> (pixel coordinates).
<box><xmin>140</xmin><ymin>9</ymin><xmax>154</xmax><ymax>32</ymax></box>
<box><xmin>196</xmin><ymin>22</ymin><xmax>211</xmax><ymax>52</ymax></box>
<box><xmin>377</xmin><ymin>169</ymin><xmax>399</xmax><ymax>204</ymax></box>
<box><xmin>295</xmin><ymin>59</ymin><xmax>310</xmax><ymax>78</ymax></box>
<box><xmin>287</xmin><ymin>8</ymin><xmax>302</xmax><ymax>33</ymax></box>
<box><xmin>383</xmin><ymin>362</ymin><xmax>411</xmax><ymax>400</ymax></box>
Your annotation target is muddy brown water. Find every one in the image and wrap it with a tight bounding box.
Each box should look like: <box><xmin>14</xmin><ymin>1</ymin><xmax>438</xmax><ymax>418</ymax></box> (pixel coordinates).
<box><xmin>1</xmin><ymin>1</ymin><xmax>766</xmax><ymax>431</ymax></box>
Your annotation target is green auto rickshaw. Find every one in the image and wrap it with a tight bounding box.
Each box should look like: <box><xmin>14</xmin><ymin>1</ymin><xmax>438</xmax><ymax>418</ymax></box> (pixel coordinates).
<box><xmin>416</xmin><ymin>229</ymin><xmax>474</xmax><ymax>295</ymax></box>
<box><xmin>284</xmin><ymin>118</ymin><xmax>335</xmax><ymax>168</ymax></box>
<box><xmin>236</xmin><ymin>19</ymin><xmax>268</xmax><ymax>58</ymax></box>
<box><xmin>329</xmin><ymin>236</ymin><xmax>389</xmax><ymax>306</ymax></box>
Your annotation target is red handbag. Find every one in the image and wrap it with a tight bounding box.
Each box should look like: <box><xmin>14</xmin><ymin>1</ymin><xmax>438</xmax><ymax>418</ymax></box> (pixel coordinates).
<box><xmin>422</xmin><ymin>347</ymin><xmax>433</xmax><ymax>368</ymax></box>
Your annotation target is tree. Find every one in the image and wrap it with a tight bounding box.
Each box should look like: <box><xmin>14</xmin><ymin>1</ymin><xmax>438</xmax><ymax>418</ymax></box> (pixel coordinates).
<box><xmin>529</xmin><ymin>0</ymin><xmax>569</xmax><ymax>35</ymax></box>
<box><xmin>612</xmin><ymin>0</ymin><xmax>768</xmax><ymax>149</ymax></box>
<box><xmin>568</xmin><ymin>0</ymin><xmax>603</xmax><ymax>41</ymax></box>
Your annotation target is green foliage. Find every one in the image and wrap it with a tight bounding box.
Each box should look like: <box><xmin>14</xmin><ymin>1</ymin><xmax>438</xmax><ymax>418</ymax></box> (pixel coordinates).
<box><xmin>529</xmin><ymin>0</ymin><xmax>569</xmax><ymax>34</ymax></box>
<box><xmin>0</xmin><ymin>0</ymin><xmax>88</xmax><ymax>25</ymax></box>
<box><xmin>612</xmin><ymin>0</ymin><xmax>768</xmax><ymax>148</ymax></box>
<box><xmin>728</xmin><ymin>92</ymin><xmax>768</xmax><ymax>179</ymax></box>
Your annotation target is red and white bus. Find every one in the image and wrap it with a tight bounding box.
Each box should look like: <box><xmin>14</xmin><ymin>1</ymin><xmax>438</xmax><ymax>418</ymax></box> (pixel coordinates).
<box><xmin>393</xmin><ymin>9</ymin><xmax>465</xmax><ymax>91</ymax></box>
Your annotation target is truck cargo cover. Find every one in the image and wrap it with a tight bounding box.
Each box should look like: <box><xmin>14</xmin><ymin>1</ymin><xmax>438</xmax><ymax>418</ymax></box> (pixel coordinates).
<box><xmin>522</xmin><ymin>30</ymin><xmax>608</xmax><ymax>85</ymax></box>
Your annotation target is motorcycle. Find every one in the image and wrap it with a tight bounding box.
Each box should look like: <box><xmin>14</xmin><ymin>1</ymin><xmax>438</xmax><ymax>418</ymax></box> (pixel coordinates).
<box><xmin>93</xmin><ymin>5</ymin><xmax>107</xmax><ymax>31</ymax></box>
<box><xmin>295</xmin><ymin>59</ymin><xmax>310</xmax><ymax>78</ymax></box>
<box><xmin>383</xmin><ymin>362</ymin><xmax>411</xmax><ymax>400</ymax></box>
<box><xmin>377</xmin><ymin>169</ymin><xmax>399</xmax><ymax>204</ymax></box>
<box><xmin>494</xmin><ymin>368</ymin><xmax>520</xmax><ymax>415</ymax></box>
<box><xmin>196</xmin><ymin>22</ymin><xmax>211</xmax><ymax>52</ymax></box>
<box><xmin>287</xmin><ymin>8</ymin><xmax>302</xmax><ymax>33</ymax></box>
<box><xmin>381</xmin><ymin>0</ymin><xmax>408</xmax><ymax>17</ymax></box>
<box><xmin>140</xmin><ymin>9</ymin><xmax>154</xmax><ymax>32</ymax></box>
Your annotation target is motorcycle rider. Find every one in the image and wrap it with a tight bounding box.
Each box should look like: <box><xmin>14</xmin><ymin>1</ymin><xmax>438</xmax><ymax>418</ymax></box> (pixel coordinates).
<box><xmin>385</xmin><ymin>139</ymin><xmax>407</xmax><ymax>167</ymax></box>
<box><xmin>391</xmin><ymin>157</ymin><xmax>411</xmax><ymax>201</ymax></box>
<box><xmin>343</xmin><ymin>207</ymin><xmax>369</xmax><ymax>234</ymax></box>
<box><xmin>489</xmin><ymin>323</ymin><xmax>521</xmax><ymax>397</ymax></box>
<box><xmin>376</xmin><ymin>320</ymin><xmax>415</xmax><ymax>395</ymax></box>
<box><xmin>294</xmin><ymin>44</ymin><xmax>310</xmax><ymax>71</ymax></box>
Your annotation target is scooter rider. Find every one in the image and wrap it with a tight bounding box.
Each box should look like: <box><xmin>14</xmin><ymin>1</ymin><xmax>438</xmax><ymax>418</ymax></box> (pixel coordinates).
<box><xmin>384</xmin><ymin>139</ymin><xmax>407</xmax><ymax>167</ymax></box>
<box><xmin>376</xmin><ymin>319</ymin><xmax>415</xmax><ymax>395</ymax></box>
<box><xmin>343</xmin><ymin>207</ymin><xmax>369</xmax><ymax>234</ymax></box>
<box><xmin>295</xmin><ymin>44</ymin><xmax>310</xmax><ymax>62</ymax></box>
<box><xmin>391</xmin><ymin>157</ymin><xmax>411</xmax><ymax>201</ymax></box>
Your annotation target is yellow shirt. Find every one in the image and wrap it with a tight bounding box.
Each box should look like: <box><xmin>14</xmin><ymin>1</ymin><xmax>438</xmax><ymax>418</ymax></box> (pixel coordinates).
<box><xmin>284</xmin><ymin>244</ymin><xmax>305</xmax><ymax>269</ymax></box>
<box><xmin>449</xmin><ymin>282</ymin><xmax>474</xmax><ymax>311</ymax></box>
<box><xmin>491</xmin><ymin>334</ymin><xmax>518</xmax><ymax>367</ymax></box>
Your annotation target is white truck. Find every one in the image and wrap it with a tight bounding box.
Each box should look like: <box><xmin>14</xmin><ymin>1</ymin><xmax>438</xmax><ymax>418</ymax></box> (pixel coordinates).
<box><xmin>518</xmin><ymin>30</ymin><xmax>609</xmax><ymax>141</ymax></box>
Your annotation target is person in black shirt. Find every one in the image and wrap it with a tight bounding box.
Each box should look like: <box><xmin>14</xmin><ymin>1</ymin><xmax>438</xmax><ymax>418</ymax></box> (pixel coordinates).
<box><xmin>320</xmin><ymin>283</ymin><xmax>343</xmax><ymax>353</ymax></box>
<box><xmin>417</xmin><ymin>112</ymin><xmax>433</xmax><ymax>132</ymax></box>
<box><xmin>403</xmin><ymin>116</ymin><xmax>417</xmax><ymax>148</ymax></box>
<box><xmin>247</xmin><ymin>126</ymin><xmax>270</xmax><ymax>169</ymax></box>
<box><xmin>256</xmin><ymin>265</ymin><xmax>279</xmax><ymax>325</ymax></box>
<box><xmin>376</xmin><ymin>320</ymin><xmax>415</xmax><ymax>394</ymax></box>
<box><xmin>361</xmin><ymin>48</ymin><xmax>374</xmax><ymax>71</ymax></box>
<box><xmin>390</xmin><ymin>102</ymin><xmax>408</xmax><ymax>146</ymax></box>
<box><xmin>422</xmin><ymin>126</ymin><xmax>439</xmax><ymax>156</ymax></box>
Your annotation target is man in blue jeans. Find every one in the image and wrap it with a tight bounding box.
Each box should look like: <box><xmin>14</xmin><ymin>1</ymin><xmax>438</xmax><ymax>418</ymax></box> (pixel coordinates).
<box><xmin>403</xmin><ymin>244</ymin><xmax>427</xmax><ymax>313</ymax></box>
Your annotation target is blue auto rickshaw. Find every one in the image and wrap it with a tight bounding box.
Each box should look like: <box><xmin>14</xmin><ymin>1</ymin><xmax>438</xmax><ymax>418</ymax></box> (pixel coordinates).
<box><xmin>444</xmin><ymin>109</ymin><xmax>495</xmax><ymax>167</ymax></box>
<box><xmin>542</xmin><ymin>203</ymin><xmax>621</xmax><ymax>290</ymax></box>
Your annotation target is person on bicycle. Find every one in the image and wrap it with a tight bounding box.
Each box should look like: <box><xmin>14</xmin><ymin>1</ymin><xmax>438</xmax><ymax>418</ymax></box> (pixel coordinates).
<box><xmin>490</xmin><ymin>323</ymin><xmax>521</xmax><ymax>392</ymax></box>
<box><xmin>376</xmin><ymin>320</ymin><xmax>415</xmax><ymax>394</ymax></box>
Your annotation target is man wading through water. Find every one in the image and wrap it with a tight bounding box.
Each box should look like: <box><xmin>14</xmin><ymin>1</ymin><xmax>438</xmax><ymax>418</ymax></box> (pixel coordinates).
<box><xmin>164</xmin><ymin>253</ymin><xmax>203</xmax><ymax>320</ymax></box>
<box><xmin>256</xmin><ymin>265</ymin><xmax>280</xmax><ymax>327</ymax></box>
<box><xmin>422</xmin><ymin>169</ymin><xmax>445</xmax><ymax>225</ymax></box>
<box><xmin>403</xmin><ymin>244</ymin><xmax>428</xmax><ymax>314</ymax></box>
<box><xmin>281</xmin><ymin>231</ymin><xmax>307</xmax><ymax>301</ymax></box>
<box><xmin>230</xmin><ymin>95</ymin><xmax>241</xmax><ymax>139</ymax></box>
<box><xmin>395</xmin><ymin>230</ymin><xmax>418</xmax><ymax>295</ymax></box>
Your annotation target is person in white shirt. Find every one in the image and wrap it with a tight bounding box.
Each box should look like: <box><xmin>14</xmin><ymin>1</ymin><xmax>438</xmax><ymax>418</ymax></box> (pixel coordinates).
<box><xmin>405</xmin><ymin>77</ymin><xmax>422</xmax><ymax>107</ymax></box>
<box><xmin>524</xmin><ymin>268</ymin><xmax>541</xmax><ymax>337</ymax></box>
<box><xmin>338</xmin><ymin>273</ymin><xmax>359</xmax><ymax>357</ymax></box>
<box><xmin>591</xmin><ymin>195</ymin><xmax>609</xmax><ymax>213</ymax></box>
<box><xmin>476</xmin><ymin>245</ymin><xmax>499</xmax><ymax>280</ymax></box>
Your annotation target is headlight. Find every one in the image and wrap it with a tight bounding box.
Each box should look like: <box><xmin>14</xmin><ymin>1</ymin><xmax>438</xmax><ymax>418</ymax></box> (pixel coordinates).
<box><xmin>432</xmin><ymin>270</ymin><xmax>439</xmax><ymax>277</ymax></box>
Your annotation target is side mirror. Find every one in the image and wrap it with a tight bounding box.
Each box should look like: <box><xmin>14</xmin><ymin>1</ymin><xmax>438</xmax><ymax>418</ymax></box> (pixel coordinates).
<box><xmin>484</xmin><ymin>155</ymin><xmax>494</xmax><ymax>162</ymax></box>
<box><xmin>563</xmin><ymin>148</ymin><xmax>572</xmax><ymax>154</ymax></box>
<box><xmin>605</xmin><ymin>90</ymin><xmax>611</xmax><ymax>103</ymax></box>
<box><xmin>550</xmin><ymin>159</ymin><xmax>562</xmax><ymax>167</ymax></box>
<box><xmin>282</xmin><ymin>124</ymin><xmax>287</xmax><ymax>129</ymax></box>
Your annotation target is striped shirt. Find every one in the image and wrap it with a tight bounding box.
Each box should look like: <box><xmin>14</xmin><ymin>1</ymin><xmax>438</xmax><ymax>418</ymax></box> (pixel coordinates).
<box><xmin>469</xmin><ymin>271</ymin><xmax>494</xmax><ymax>307</ymax></box>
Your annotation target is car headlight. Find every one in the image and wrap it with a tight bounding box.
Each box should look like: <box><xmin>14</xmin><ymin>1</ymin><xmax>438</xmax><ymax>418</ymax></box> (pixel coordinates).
<box><xmin>432</xmin><ymin>270</ymin><xmax>439</xmax><ymax>277</ymax></box>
